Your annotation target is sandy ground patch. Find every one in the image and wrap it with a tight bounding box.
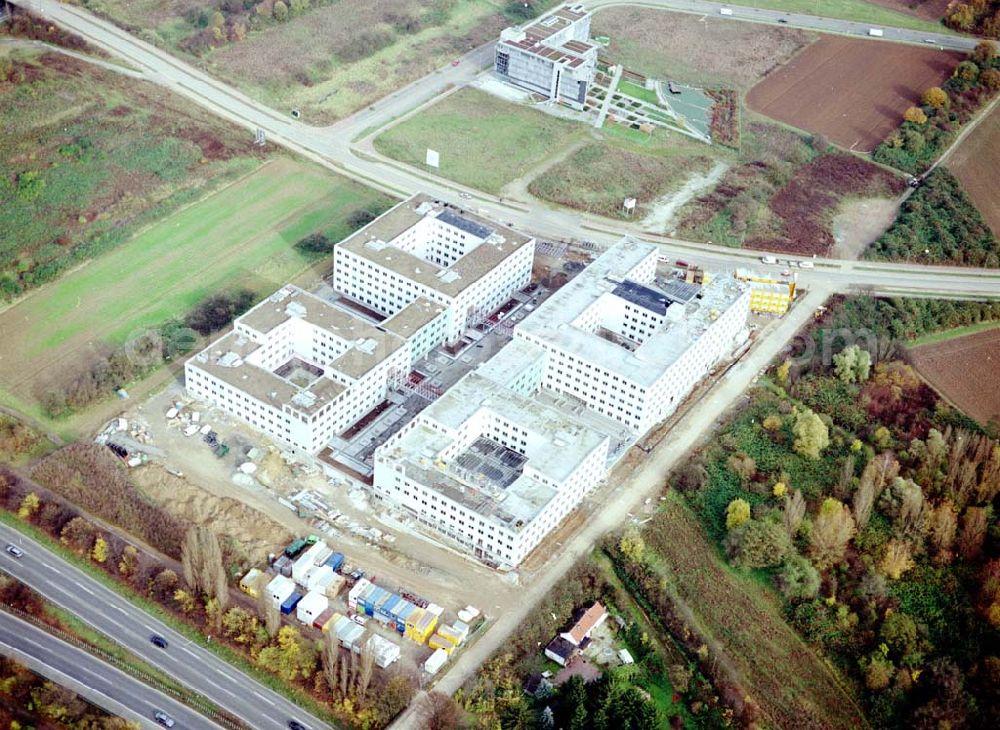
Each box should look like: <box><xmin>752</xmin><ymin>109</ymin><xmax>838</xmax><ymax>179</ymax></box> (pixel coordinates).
<box><xmin>641</xmin><ymin>161</ymin><xmax>729</xmax><ymax>234</ymax></box>
<box><xmin>832</xmin><ymin>197</ymin><xmax>900</xmax><ymax>260</ymax></box>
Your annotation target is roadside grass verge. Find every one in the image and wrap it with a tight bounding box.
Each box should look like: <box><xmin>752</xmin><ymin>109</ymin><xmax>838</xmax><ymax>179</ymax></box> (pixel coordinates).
<box><xmin>908</xmin><ymin>318</ymin><xmax>1000</xmax><ymax>346</ymax></box>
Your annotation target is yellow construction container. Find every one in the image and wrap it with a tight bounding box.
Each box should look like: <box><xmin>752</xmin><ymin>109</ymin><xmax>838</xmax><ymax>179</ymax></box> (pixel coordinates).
<box><xmin>428</xmin><ymin>634</ymin><xmax>455</xmax><ymax>655</ymax></box>
<box><xmin>239</xmin><ymin>568</ymin><xmax>263</xmax><ymax>597</ymax></box>
<box><xmin>435</xmin><ymin>624</ymin><xmax>463</xmax><ymax>646</ymax></box>
<box><xmin>404</xmin><ymin>608</ymin><xmax>438</xmax><ymax>644</ymax></box>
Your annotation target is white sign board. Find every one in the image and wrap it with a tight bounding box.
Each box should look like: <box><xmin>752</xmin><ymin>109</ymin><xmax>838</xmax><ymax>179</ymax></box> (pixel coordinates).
<box><xmin>425</xmin><ymin>148</ymin><xmax>440</xmax><ymax>168</ymax></box>
<box><xmin>623</xmin><ymin>197</ymin><xmax>637</xmax><ymax>211</ymax></box>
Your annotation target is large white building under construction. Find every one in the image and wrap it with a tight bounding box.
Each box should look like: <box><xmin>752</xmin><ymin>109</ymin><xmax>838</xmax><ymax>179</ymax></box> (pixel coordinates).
<box><xmin>333</xmin><ymin>194</ymin><xmax>535</xmax><ymax>346</ymax></box>
<box><xmin>372</xmin><ymin>238</ymin><xmax>750</xmax><ymax>567</ymax></box>
<box><xmin>515</xmin><ymin>238</ymin><xmax>750</xmax><ymax>435</ymax></box>
<box><xmin>185</xmin><ymin>196</ymin><xmax>534</xmax><ymax>454</ymax></box>
<box><xmin>494</xmin><ymin>4</ymin><xmax>598</xmax><ymax>110</ymax></box>
<box><xmin>373</xmin><ymin>343</ymin><xmax>611</xmax><ymax>567</ymax></box>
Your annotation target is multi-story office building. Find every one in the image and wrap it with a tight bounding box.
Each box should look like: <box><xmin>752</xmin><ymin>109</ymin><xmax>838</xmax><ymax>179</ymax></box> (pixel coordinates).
<box><xmin>185</xmin><ymin>286</ymin><xmax>414</xmax><ymax>454</ymax></box>
<box><xmin>515</xmin><ymin>238</ymin><xmax>751</xmax><ymax>435</ymax></box>
<box><xmin>372</xmin><ymin>343</ymin><xmax>610</xmax><ymax>567</ymax></box>
<box><xmin>494</xmin><ymin>4</ymin><xmax>598</xmax><ymax>110</ymax></box>
<box><xmin>333</xmin><ymin>195</ymin><xmax>535</xmax><ymax>345</ymax></box>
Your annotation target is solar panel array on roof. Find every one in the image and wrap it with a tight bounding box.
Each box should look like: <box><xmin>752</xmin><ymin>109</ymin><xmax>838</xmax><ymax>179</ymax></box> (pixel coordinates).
<box><xmin>662</xmin><ymin>280</ymin><xmax>701</xmax><ymax>304</ymax></box>
<box><xmin>436</xmin><ymin>210</ymin><xmax>493</xmax><ymax>240</ymax></box>
<box><xmin>612</xmin><ymin>281</ymin><xmax>670</xmax><ymax>316</ymax></box>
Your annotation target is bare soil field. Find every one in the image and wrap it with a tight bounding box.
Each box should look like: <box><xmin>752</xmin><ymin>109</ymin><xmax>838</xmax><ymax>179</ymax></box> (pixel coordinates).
<box><xmin>132</xmin><ymin>466</ymin><xmax>293</xmax><ymax>565</ymax></box>
<box><xmin>946</xmin><ymin>105</ymin><xmax>1000</xmax><ymax>237</ymax></box>
<box><xmin>746</xmin><ymin>36</ymin><xmax>962</xmax><ymax>152</ymax></box>
<box><xmin>909</xmin><ymin>328</ymin><xmax>1000</xmax><ymax>425</ymax></box>
<box><xmin>592</xmin><ymin>7</ymin><xmax>814</xmax><ymax>91</ymax></box>
<box><xmin>868</xmin><ymin>0</ymin><xmax>951</xmax><ymax>21</ymax></box>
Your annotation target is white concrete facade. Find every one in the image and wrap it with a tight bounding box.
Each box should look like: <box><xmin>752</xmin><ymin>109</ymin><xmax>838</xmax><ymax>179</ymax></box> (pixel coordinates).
<box><xmin>185</xmin><ymin>286</ymin><xmax>409</xmax><ymax>454</ymax></box>
<box><xmin>373</xmin><ymin>349</ymin><xmax>610</xmax><ymax>568</ymax></box>
<box><xmin>333</xmin><ymin>195</ymin><xmax>535</xmax><ymax>345</ymax></box>
<box><xmin>516</xmin><ymin>238</ymin><xmax>750</xmax><ymax>435</ymax></box>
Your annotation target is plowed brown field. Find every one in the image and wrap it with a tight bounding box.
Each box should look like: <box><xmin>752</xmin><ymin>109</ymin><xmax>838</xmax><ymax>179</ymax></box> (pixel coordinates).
<box><xmin>747</xmin><ymin>36</ymin><xmax>961</xmax><ymax>152</ymax></box>
<box><xmin>910</xmin><ymin>328</ymin><xmax>1000</xmax><ymax>424</ymax></box>
<box><xmin>946</xmin><ymin>105</ymin><xmax>1000</xmax><ymax>237</ymax></box>
<box><xmin>868</xmin><ymin>0</ymin><xmax>950</xmax><ymax>21</ymax></box>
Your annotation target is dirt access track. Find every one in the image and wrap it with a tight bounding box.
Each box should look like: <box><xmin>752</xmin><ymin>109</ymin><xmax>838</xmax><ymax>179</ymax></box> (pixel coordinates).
<box><xmin>747</xmin><ymin>36</ymin><xmax>962</xmax><ymax>152</ymax></box>
<box><xmin>909</xmin><ymin>327</ymin><xmax>1000</xmax><ymax>425</ymax></box>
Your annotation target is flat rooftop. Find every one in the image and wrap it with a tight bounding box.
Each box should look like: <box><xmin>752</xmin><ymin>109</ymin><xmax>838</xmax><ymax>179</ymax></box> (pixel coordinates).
<box><xmin>382</xmin><ymin>367</ymin><xmax>609</xmax><ymax>530</ymax></box>
<box><xmin>517</xmin><ymin>238</ymin><xmax>748</xmax><ymax>389</ymax></box>
<box><xmin>499</xmin><ymin>4</ymin><xmax>596</xmax><ymax>68</ymax></box>
<box><xmin>336</xmin><ymin>194</ymin><xmax>533</xmax><ymax>298</ymax></box>
<box><xmin>381</xmin><ymin>297</ymin><xmax>446</xmax><ymax>340</ymax></box>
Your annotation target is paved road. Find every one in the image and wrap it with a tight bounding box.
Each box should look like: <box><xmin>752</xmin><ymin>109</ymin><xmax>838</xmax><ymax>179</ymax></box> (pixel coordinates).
<box><xmin>16</xmin><ymin>0</ymin><xmax>1000</xmax><ymax>301</ymax></box>
<box><xmin>0</xmin><ymin>610</ymin><xmax>218</xmax><ymax>730</ymax></box>
<box><xmin>585</xmin><ymin>0</ymin><xmax>977</xmax><ymax>50</ymax></box>
<box><xmin>0</xmin><ymin>523</ymin><xmax>328</xmax><ymax>730</ymax></box>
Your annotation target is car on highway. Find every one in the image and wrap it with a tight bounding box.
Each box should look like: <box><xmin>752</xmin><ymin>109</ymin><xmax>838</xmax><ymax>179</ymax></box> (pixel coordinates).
<box><xmin>777</xmin><ymin>18</ymin><xmax>788</xmax><ymax>23</ymax></box>
<box><xmin>675</xmin><ymin>260</ymin><xmax>689</xmax><ymax>268</ymax></box>
<box><xmin>798</xmin><ymin>261</ymin><xmax>815</xmax><ymax>269</ymax></box>
<box><xmin>150</xmin><ymin>634</ymin><xmax>168</xmax><ymax>649</ymax></box>
<box><xmin>289</xmin><ymin>720</ymin><xmax>308</xmax><ymax>730</ymax></box>
<box><xmin>153</xmin><ymin>710</ymin><xmax>175</xmax><ymax>728</ymax></box>
<box><xmin>4</xmin><ymin>544</ymin><xmax>24</xmax><ymax>559</ymax></box>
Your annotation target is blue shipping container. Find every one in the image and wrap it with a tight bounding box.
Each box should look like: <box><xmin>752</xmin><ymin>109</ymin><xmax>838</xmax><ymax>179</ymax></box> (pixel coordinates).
<box><xmin>378</xmin><ymin>595</ymin><xmax>402</xmax><ymax>620</ymax></box>
<box><xmin>394</xmin><ymin>602</ymin><xmax>416</xmax><ymax>633</ymax></box>
<box><xmin>363</xmin><ymin>587</ymin><xmax>389</xmax><ymax>616</ymax></box>
<box><xmin>324</xmin><ymin>552</ymin><xmax>345</xmax><ymax>572</ymax></box>
<box><xmin>280</xmin><ymin>592</ymin><xmax>303</xmax><ymax>615</ymax></box>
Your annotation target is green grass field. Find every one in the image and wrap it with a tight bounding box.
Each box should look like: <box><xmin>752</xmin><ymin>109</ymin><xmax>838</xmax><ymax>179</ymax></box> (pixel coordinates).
<box><xmin>0</xmin><ymin>157</ymin><xmax>393</xmax><ymax>421</ymax></box>
<box><xmin>373</xmin><ymin>88</ymin><xmax>589</xmax><ymax>194</ymax></box>
<box><xmin>528</xmin><ymin>132</ymin><xmax>716</xmax><ymax>218</ymax></box>
<box><xmin>617</xmin><ymin>78</ymin><xmax>661</xmax><ymax>106</ymax></box>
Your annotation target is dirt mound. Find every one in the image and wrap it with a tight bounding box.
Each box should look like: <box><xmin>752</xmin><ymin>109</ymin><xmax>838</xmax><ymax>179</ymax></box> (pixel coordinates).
<box><xmin>132</xmin><ymin>466</ymin><xmax>292</xmax><ymax>564</ymax></box>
